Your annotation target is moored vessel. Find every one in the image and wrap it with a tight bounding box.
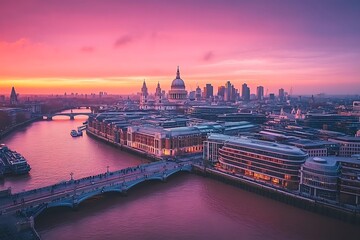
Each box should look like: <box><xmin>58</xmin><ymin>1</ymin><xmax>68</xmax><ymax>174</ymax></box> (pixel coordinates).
<box><xmin>0</xmin><ymin>144</ymin><xmax>31</xmax><ymax>176</ymax></box>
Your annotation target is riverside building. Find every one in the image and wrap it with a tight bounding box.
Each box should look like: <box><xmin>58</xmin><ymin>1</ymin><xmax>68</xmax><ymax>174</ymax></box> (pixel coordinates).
<box><xmin>300</xmin><ymin>156</ymin><xmax>360</xmax><ymax>206</ymax></box>
<box><xmin>127</xmin><ymin>122</ymin><xmax>257</xmax><ymax>158</ymax></box>
<box><xmin>88</xmin><ymin>111</ymin><xmax>258</xmax><ymax>158</ymax></box>
<box><xmin>299</xmin><ymin>157</ymin><xmax>339</xmax><ymax>201</ymax></box>
<box><xmin>203</xmin><ymin>134</ymin><xmax>308</xmax><ymax>190</ymax></box>
<box><xmin>127</xmin><ymin>125</ymin><xmax>205</xmax><ymax>157</ymax></box>
<box><xmin>339</xmin><ymin>156</ymin><xmax>360</xmax><ymax>206</ymax></box>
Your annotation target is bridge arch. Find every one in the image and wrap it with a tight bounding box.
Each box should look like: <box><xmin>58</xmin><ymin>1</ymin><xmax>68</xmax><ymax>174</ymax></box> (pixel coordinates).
<box><xmin>48</xmin><ymin>202</ymin><xmax>74</xmax><ymax>209</ymax></box>
<box><xmin>31</xmin><ymin>202</ymin><xmax>74</xmax><ymax>218</ymax></box>
<box><xmin>163</xmin><ymin>167</ymin><xmax>192</xmax><ymax>179</ymax></box>
<box><xmin>123</xmin><ymin>168</ymin><xmax>191</xmax><ymax>189</ymax></box>
<box><xmin>76</xmin><ymin>188</ymin><xmax>123</xmax><ymax>205</ymax></box>
<box><xmin>76</xmin><ymin>178</ymin><xmax>163</xmax><ymax>204</ymax></box>
<box><xmin>43</xmin><ymin>112</ymin><xmax>92</xmax><ymax>120</ymax></box>
<box><xmin>124</xmin><ymin>176</ymin><xmax>164</xmax><ymax>190</ymax></box>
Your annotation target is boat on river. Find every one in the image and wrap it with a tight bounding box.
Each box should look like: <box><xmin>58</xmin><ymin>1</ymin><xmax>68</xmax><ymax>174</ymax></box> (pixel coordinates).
<box><xmin>70</xmin><ymin>130</ymin><xmax>83</xmax><ymax>137</ymax></box>
<box><xmin>0</xmin><ymin>144</ymin><xmax>31</xmax><ymax>177</ymax></box>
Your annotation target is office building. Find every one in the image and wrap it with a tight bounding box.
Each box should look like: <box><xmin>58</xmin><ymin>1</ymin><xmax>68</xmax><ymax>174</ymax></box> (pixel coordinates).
<box><xmin>217</xmin><ymin>86</ymin><xmax>225</xmax><ymax>100</ymax></box>
<box><xmin>329</xmin><ymin>137</ymin><xmax>360</xmax><ymax>157</ymax></box>
<box><xmin>278</xmin><ymin>88</ymin><xmax>285</xmax><ymax>102</ymax></box>
<box><xmin>256</xmin><ymin>86</ymin><xmax>264</xmax><ymax>100</ymax></box>
<box><xmin>204</xmin><ymin>84</ymin><xmax>214</xmax><ymax>99</ymax></box>
<box><xmin>204</xmin><ymin>134</ymin><xmax>308</xmax><ymax>190</ymax></box>
<box><xmin>300</xmin><ymin>156</ymin><xmax>360</xmax><ymax>205</ymax></box>
<box><xmin>242</xmin><ymin>83</ymin><xmax>250</xmax><ymax>101</ymax></box>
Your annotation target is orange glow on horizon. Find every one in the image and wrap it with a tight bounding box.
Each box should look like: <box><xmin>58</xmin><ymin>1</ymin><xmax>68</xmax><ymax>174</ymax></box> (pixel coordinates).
<box><xmin>0</xmin><ymin>1</ymin><xmax>359</xmax><ymax>95</ymax></box>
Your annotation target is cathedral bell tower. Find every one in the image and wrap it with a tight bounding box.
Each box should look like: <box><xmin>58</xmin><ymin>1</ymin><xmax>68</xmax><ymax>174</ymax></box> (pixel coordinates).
<box><xmin>155</xmin><ymin>82</ymin><xmax>162</xmax><ymax>104</ymax></box>
<box><xmin>140</xmin><ymin>80</ymin><xmax>148</xmax><ymax>109</ymax></box>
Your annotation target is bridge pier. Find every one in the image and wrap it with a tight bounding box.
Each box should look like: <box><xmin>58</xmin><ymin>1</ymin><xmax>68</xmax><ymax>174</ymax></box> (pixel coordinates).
<box><xmin>71</xmin><ymin>196</ymin><xmax>79</xmax><ymax>210</ymax></box>
<box><xmin>70</xmin><ymin>115</ymin><xmax>75</xmax><ymax>120</ymax></box>
<box><xmin>46</xmin><ymin>116</ymin><xmax>53</xmax><ymax>121</ymax></box>
<box><xmin>72</xmin><ymin>202</ymin><xmax>79</xmax><ymax>210</ymax></box>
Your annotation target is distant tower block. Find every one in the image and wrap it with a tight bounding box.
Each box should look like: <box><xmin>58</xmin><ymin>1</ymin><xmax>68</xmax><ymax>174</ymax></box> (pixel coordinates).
<box><xmin>257</xmin><ymin>86</ymin><xmax>264</xmax><ymax>100</ymax></box>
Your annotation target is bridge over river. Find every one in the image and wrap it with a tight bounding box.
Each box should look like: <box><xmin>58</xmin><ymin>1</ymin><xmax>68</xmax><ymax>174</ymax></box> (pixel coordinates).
<box><xmin>0</xmin><ymin>161</ymin><xmax>191</xmax><ymax>217</ymax></box>
<box><xmin>0</xmin><ymin>161</ymin><xmax>192</xmax><ymax>239</ymax></box>
<box><xmin>40</xmin><ymin>112</ymin><xmax>93</xmax><ymax>120</ymax></box>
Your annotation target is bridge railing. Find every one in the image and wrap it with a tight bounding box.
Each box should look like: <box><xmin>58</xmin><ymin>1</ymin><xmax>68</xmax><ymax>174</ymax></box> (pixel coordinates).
<box><xmin>10</xmin><ymin>160</ymin><xmax>172</xmax><ymax>198</ymax></box>
<box><xmin>47</xmin><ymin>164</ymin><xmax>190</xmax><ymax>204</ymax></box>
<box><xmin>26</xmin><ymin>164</ymin><xmax>187</xmax><ymax>206</ymax></box>
<box><xmin>0</xmin><ymin>162</ymin><xmax>193</xmax><ymax>217</ymax></box>
<box><xmin>3</xmin><ymin>161</ymin><xmax>191</xmax><ymax>210</ymax></box>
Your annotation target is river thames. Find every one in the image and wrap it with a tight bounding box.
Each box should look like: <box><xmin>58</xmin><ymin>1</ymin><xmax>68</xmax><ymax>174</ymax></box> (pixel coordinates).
<box><xmin>1</xmin><ymin>110</ymin><xmax>360</xmax><ymax>240</ymax></box>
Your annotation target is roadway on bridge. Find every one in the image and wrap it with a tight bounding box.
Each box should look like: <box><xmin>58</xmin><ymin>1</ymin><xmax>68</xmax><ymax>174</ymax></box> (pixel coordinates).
<box><xmin>0</xmin><ymin>161</ymin><xmax>188</xmax><ymax>216</ymax></box>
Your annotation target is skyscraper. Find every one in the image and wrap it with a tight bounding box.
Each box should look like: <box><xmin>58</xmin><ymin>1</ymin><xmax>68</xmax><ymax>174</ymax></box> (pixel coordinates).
<box><xmin>242</xmin><ymin>83</ymin><xmax>250</xmax><ymax>101</ymax></box>
<box><xmin>204</xmin><ymin>84</ymin><xmax>213</xmax><ymax>99</ymax></box>
<box><xmin>232</xmin><ymin>87</ymin><xmax>238</xmax><ymax>102</ymax></box>
<box><xmin>218</xmin><ymin>86</ymin><xmax>225</xmax><ymax>100</ymax></box>
<box><xmin>269</xmin><ymin>93</ymin><xmax>275</xmax><ymax>101</ymax></box>
<box><xmin>279</xmin><ymin>88</ymin><xmax>285</xmax><ymax>102</ymax></box>
<box><xmin>257</xmin><ymin>86</ymin><xmax>264</xmax><ymax>100</ymax></box>
<box><xmin>224</xmin><ymin>81</ymin><xmax>236</xmax><ymax>102</ymax></box>
<box><xmin>224</xmin><ymin>81</ymin><xmax>232</xmax><ymax>102</ymax></box>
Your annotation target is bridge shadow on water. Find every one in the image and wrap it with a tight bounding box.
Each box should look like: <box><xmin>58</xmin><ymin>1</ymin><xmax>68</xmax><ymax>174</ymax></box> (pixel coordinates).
<box><xmin>35</xmin><ymin>172</ymin><xmax>190</xmax><ymax>229</ymax></box>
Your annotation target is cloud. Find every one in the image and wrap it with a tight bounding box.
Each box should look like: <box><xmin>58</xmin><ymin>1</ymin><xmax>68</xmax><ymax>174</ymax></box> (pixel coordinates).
<box><xmin>114</xmin><ymin>35</ymin><xmax>133</xmax><ymax>48</ymax></box>
<box><xmin>80</xmin><ymin>46</ymin><xmax>94</xmax><ymax>53</ymax></box>
<box><xmin>203</xmin><ymin>51</ymin><xmax>214</xmax><ymax>61</ymax></box>
<box><xmin>0</xmin><ymin>38</ymin><xmax>35</xmax><ymax>51</ymax></box>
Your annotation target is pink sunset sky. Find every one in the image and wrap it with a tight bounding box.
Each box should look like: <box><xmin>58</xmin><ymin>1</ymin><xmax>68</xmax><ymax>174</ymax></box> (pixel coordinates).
<box><xmin>0</xmin><ymin>0</ymin><xmax>359</xmax><ymax>95</ymax></box>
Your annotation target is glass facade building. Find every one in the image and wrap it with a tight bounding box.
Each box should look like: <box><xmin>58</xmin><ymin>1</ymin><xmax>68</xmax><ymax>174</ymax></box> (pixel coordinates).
<box><xmin>300</xmin><ymin>157</ymin><xmax>339</xmax><ymax>201</ymax></box>
<box><xmin>205</xmin><ymin>134</ymin><xmax>308</xmax><ymax>190</ymax></box>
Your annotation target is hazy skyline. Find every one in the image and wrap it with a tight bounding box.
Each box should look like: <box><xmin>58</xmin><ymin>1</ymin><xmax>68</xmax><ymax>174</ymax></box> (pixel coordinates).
<box><xmin>0</xmin><ymin>0</ymin><xmax>360</xmax><ymax>95</ymax></box>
